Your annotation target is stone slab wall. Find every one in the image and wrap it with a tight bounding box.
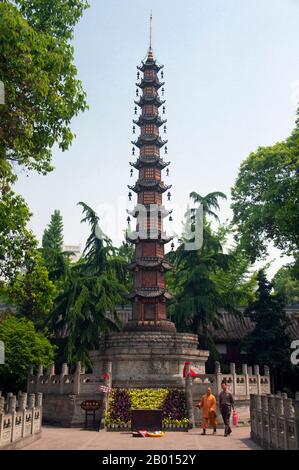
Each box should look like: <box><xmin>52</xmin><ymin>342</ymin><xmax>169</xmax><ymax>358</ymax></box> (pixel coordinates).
<box><xmin>0</xmin><ymin>392</ymin><xmax>42</xmax><ymax>450</ymax></box>
<box><xmin>250</xmin><ymin>393</ymin><xmax>299</xmax><ymax>450</ymax></box>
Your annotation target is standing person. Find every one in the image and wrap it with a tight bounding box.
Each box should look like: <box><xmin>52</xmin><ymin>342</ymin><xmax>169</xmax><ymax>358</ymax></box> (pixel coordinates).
<box><xmin>219</xmin><ymin>381</ymin><xmax>235</xmax><ymax>437</ymax></box>
<box><xmin>197</xmin><ymin>387</ymin><xmax>217</xmax><ymax>435</ymax></box>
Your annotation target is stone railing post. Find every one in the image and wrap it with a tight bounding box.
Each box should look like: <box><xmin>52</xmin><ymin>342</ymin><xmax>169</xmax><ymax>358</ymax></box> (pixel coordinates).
<box><xmin>261</xmin><ymin>395</ymin><xmax>270</xmax><ymax>449</ymax></box>
<box><xmin>254</xmin><ymin>365</ymin><xmax>261</xmax><ymax>394</ymax></box>
<box><xmin>230</xmin><ymin>363</ymin><xmax>236</xmax><ymax>396</ymax></box>
<box><xmin>250</xmin><ymin>394</ymin><xmax>257</xmax><ymax>441</ymax></box>
<box><xmin>37</xmin><ymin>364</ymin><xmax>43</xmax><ymax>378</ymax></box>
<box><xmin>185</xmin><ymin>363</ymin><xmax>195</xmax><ymax>429</ymax></box>
<box><xmin>0</xmin><ymin>396</ymin><xmax>4</xmax><ymax>414</ymax></box>
<box><xmin>242</xmin><ymin>364</ymin><xmax>249</xmax><ymax>399</ymax></box>
<box><xmin>99</xmin><ymin>360</ymin><xmax>113</xmax><ymax>429</ymax></box>
<box><xmin>47</xmin><ymin>364</ymin><xmax>55</xmax><ymax>392</ymax></box>
<box><xmin>28</xmin><ymin>393</ymin><xmax>36</xmax><ymax>436</ymax></box>
<box><xmin>18</xmin><ymin>393</ymin><xmax>27</xmax><ymax>411</ymax></box>
<box><xmin>264</xmin><ymin>365</ymin><xmax>271</xmax><ymax>394</ymax></box>
<box><xmin>7</xmin><ymin>393</ymin><xmax>15</xmax><ymax>414</ymax></box>
<box><xmin>27</xmin><ymin>365</ymin><xmax>35</xmax><ymax>393</ymax></box>
<box><xmin>256</xmin><ymin>394</ymin><xmax>263</xmax><ymax>445</ymax></box>
<box><xmin>215</xmin><ymin>361</ymin><xmax>222</xmax><ymax>394</ymax></box>
<box><xmin>74</xmin><ymin>361</ymin><xmax>81</xmax><ymax>395</ymax></box>
<box><xmin>5</xmin><ymin>393</ymin><xmax>13</xmax><ymax>413</ymax></box>
<box><xmin>35</xmin><ymin>393</ymin><xmax>43</xmax><ymax>432</ymax></box>
<box><xmin>35</xmin><ymin>392</ymin><xmax>43</xmax><ymax>408</ymax></box>
<box><xmin>28</xmin><ymin>393</ymin><xmax>35</xmax><ymax>410</ymax></box>
<box><xmin>295</xmin><ymin>393</ymin><xmax>299</xmax><ymax>451</ymax></box>
<box><xmin>18</xmin><ymin>393</ymin><xmax>27</xmax><ymax>438</ymax></box>
<box><xmin>8</xmin><ymin>395</ymin><xmax>17</xmax><ymax>442</ymax></box>
<box><xmin>269</xmin><ymin>395</ymin><xmax>278</xmax><ymax>449</ymax></box>
<box><xmin>60</xmin><ymin>363</ymin><xmax>69</xmax><ymax>394</ymax></box>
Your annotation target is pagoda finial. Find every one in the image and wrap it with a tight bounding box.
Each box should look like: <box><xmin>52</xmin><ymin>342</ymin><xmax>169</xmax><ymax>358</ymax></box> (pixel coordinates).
<box><xmin>147</xmin><ymin>12</ymin><xmax>154</xmax><ymax>62</ymax></box>
<box><xmin>149</xmin><ymin>11</ymin><xmax>152</xmax><ymax>49</ymax></box>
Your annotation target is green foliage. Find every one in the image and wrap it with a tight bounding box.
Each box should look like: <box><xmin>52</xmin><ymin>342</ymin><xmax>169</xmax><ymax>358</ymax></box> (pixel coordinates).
<box><xmin>169</xmin><ymin>192</ymin><xmax>252</xmax><ymax>355</ymax></box>
<box><xmin>42</xmin><ymin>210</ymin><xmax>64</xmax><ymax>253</ymax></box>
<box><xmin>231</xmin><ymin>115</ymin><xmax>299</xmax><ymax>265</ymax></box>
<box><xmin>0</xmin><ymin>1</ymin><xmax>88</xmax><ymax>173</ymax></box>
<box><xmin>0</xmin><ymin>315</ymin><xmax>56</xmax><ymax>389</ymax></box>
<box><xmin>210</xmin><ymin>236</ymin><xmax>257</xmax><ymax>307</ymax></box>
<box><xmin>115</xmin><ymin>240</ymin><xmax>134</xmax><ymax>298</ymax></box>
<box><xmin>272</xmin><ymin>265</ymin><xmax>299</xmax><ymax>305</ymax></box>
<box><xmin>15</xmin><ymin>0</ymin><xmax>89</xmax><ymax>40</ymax></box>
<box><xmin>0</xmin><ymin>160</ymin><xmax>36</xmax><ymax>280</ymax></box>
<box><xmin>50</xmin><ymin>203</ymin><xmax>126</xmax><ymax>366</ymax></box>
<box><xmin>41</xmin><ymin>209</ymin><xmax>70</xmax><ymax>283</ymax></box>
<box><xmin>7</xmin><ymin>252</ymin><xmax>57</xmax><ymax>330</ymax></box>
<box><xmin>242</xmin><ymin>270</ymin><xmax>292</xmax><ymax>389</ymax></box>
<box><xmin>0</xmin><ymin>0</ymin><xmax>88</xmax><ymax>279</ymax></box>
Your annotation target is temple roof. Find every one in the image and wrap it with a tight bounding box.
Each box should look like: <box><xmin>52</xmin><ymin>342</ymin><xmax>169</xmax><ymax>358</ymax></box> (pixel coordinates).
<box><xmin>128</xmin><ymin>179</ymin><xmax>171</xmax><ymax>193</ymax></box>
<box><xmin>130</xmin><ymin>157</ymin><xmax>170</xmax><ymax>170</ymax></box>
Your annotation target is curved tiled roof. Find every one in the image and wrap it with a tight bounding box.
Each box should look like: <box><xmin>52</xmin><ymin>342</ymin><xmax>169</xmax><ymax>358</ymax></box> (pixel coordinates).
<box><xmin>113</xmin><ymin>305</ymin><xmax>299</xmax><ymax>341</ymax></box>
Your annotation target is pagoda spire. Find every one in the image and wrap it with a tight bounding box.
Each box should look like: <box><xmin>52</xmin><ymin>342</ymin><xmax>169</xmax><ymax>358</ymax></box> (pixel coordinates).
<box><xmin>125</xmin><ymin>41</ymin><xmax>175</xmax><ymax>332</ymax></box>
<box><xmin>147</xmin><ymin>12</ymin><xmax>154</xmax><ymax>62</ymax></box>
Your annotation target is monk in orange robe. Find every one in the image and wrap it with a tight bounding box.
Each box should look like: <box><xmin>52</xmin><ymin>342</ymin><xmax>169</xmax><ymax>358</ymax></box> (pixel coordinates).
<box><xmin>197</xmin><ymin>387</ymin><xmax>217</xmax><ymax>435</ymax></box>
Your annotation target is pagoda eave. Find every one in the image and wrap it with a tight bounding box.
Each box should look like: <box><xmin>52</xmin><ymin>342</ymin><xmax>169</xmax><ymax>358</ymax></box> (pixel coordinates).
<box><xmin>126</xmin><ymin>233</ymin><xmax>173</xmax><ymax>245</ymax></box>
<box><xmin>129</xmin><ymin>158</ymin><xmax>170</xmax><ymax>170</ymax></box>
<box><xmin>133</xmin><ymin>116</ymin><xmax>167</xmax><ymax>127</ymax></box>
<box><xmin>128</xmin><ymin>181</ymin><xmax>172</xmax><ymax>193</ymax></box>
<box><xmin>127</xmin><ymin>288</ymin><xmax>173</xmax><ymax>300</ymax></box>
<box><xmin>134</xmin><ymin>97</ymin><xmax>165</xmax><ymax>108</ymax></box>
<box><xmin>131</xmin><ymin>137</ymin><xmax>168</xmax><ymax>148</ymax></box>
<box><xmin>137</xmin><ymin>62</ymin><xmax>164</xmax><ymax>72</ymax></box>
<box><xmin>127</xmin><ymin>258</ymin><xmax>173</xmax><ymax>271</ymax></box>
<box><xmin>136</xmin><ymin>80</ymin><xmax>165</xmax><ymax>90</ymax></box>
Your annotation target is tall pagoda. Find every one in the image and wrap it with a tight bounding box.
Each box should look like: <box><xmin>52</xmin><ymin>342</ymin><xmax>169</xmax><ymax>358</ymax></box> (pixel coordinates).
<box><xmin>125</xmin><ymin>43</ymin><xmax>176</xmax><ymax>332</ymax></box>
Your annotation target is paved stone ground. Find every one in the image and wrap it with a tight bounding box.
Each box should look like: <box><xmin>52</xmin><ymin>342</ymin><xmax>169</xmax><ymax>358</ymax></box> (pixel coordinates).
<box><xmin>23</xmin><ymin>426</ymin><xmax>261</xmax><ymax>450</ymax></box>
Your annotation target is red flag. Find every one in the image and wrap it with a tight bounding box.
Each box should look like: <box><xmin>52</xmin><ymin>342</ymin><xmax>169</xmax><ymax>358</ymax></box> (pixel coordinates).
<box><xmin>183</xmin><ymin>361</ymin><xmax>197</xmax><ymax>378</ymax></box>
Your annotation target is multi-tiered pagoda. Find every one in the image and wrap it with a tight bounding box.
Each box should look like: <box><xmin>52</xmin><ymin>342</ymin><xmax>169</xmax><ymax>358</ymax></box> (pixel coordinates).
<box><xmin>125</xmin><ymin>46</ymin><xmax>176</xmax><ymax>332</ymax></box>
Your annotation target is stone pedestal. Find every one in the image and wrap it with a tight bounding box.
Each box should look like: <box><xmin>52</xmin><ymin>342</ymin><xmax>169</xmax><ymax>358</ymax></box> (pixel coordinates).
<box><xmin>91</xmin><ymin>331</ymin><xmax>209</xmax><ymax>389</ymax></box>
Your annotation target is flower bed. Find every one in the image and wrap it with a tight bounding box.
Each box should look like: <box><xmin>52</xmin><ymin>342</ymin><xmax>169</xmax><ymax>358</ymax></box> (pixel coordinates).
<box><xmin>105</xmin><ymin>388</ymin><xmax>190</xmax><ymax>431</ymax></box>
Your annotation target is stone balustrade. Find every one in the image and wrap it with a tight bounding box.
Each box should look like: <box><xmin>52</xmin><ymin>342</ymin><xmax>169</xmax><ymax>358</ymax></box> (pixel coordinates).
<box><xmin>0</xmin><ymin>392</ymin><xmax>42</xmax><ymax>450</ymax></box>
<box><xmin>27</xmin><ymin>361</ymin><xmax>105</xmax><ymax>396</ymax></box>
<box><xmin>192</xmin><ymin>362</ymin><xmax>270</xmax><ymax>400</ymax></box>
<box><xmin>250</xmin><ymin>392</ymin><xmax>299</xmax><ymax>450</ymax></box>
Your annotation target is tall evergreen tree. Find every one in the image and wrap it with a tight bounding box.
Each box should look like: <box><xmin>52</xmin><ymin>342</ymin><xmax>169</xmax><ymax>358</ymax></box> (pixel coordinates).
<box><xmin>42</xmin><ymin>210</ymin><xmax>64</xmax><ymax>252</ymax></box>
<box><xmin>169</xmin><ymin>192</ymin><xmax>241</xmax><ymax>356</ymax></box>
<box><xmin>50</xmin><ymin>203</ymin><xmax>126</xmax><ymax>366</ymax></box>
<box><xmin>242</xmin><ymin>270</ymin><xmax>292</xmax><ymax>392</ymax></box>
<box><xmin>42</xmin><ymin>210</ymin><xmax>69</xmax><ymax>282</ymax></box>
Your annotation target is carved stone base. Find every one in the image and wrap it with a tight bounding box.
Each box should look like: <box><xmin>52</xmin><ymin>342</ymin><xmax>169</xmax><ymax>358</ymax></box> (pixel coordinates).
<box><xmin>91</xmin><ymin>331</ymin><xmax>209</xmax><ymax>389</ymax></box>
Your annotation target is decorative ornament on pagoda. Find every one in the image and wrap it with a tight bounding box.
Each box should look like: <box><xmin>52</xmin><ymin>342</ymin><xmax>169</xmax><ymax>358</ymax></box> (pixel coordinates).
<box><xmin>125</xmin><ymin>14</ymin><xmax>175</xmax><ymax>332</ymax></box>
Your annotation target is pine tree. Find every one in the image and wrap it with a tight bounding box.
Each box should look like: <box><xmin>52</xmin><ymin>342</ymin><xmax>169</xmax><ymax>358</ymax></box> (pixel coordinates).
<box><xmin>242</xmin><ymin>270</ymin><xmax>291</xmax><ymax>391</ymax></box>
<box><xmin>42</xmin><ymin>210</ymin><xmax>64</xmax><ymax>252</ymax></box>
<box><xmin>42</xmin><ymin>210</ymin><xmax>67</xmax><ymax>282</ymax></box>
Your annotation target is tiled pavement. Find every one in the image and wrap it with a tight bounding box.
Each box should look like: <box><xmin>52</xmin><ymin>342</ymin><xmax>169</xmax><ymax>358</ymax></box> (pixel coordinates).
<box><xmin>23</xmin><ymin>426</ymin><xmax>261</xmax><ymax>451</ymax></box>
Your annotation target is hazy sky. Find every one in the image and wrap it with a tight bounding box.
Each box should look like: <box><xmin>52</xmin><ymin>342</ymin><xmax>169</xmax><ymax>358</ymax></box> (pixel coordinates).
<box><xmin>15</xmin><ymin>0</ymin><xmax>299</xmax><ymax>278</ymax></box>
